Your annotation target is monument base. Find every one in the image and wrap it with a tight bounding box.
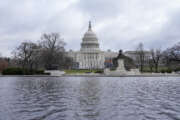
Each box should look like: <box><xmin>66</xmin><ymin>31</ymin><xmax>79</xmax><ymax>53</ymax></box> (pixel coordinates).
<box><xmin>104</xmin><ymin>59</ymin><xmax>140</xmax><ymax>76</ymax></box>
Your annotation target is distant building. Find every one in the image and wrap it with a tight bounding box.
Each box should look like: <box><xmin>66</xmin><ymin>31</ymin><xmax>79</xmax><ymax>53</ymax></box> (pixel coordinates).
<box><xmin>124</xmin><ymin>51</ymin><xmax>151</xmax><ymax>66</ymax></box>
<box><xmin>67</xmin><ymin>22</ymin><xmax>151</xmax><ymax>69</ymax></box>
<box><xmin>104</xmin><ymin>50</ymin><xmax>118</xmax><ymax>68</ymax></box>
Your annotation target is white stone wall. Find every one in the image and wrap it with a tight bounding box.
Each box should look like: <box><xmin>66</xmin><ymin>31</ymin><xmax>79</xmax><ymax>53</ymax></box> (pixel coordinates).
<box><xmin>78</xmin><ymin>52</ymin><xmax>104</xmax><ymax>69</ymax></box>
<box><xmin>67</xmin><ymin>51</ymin><xmax>105</xmax><ymax>69</ymax></box>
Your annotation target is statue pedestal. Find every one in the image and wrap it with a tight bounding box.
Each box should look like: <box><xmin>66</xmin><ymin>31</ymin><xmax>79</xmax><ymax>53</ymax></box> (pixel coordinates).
<box><xmin>116</xmin><ymin>59</ymin><xmax>126</xmax><ymax>70</ymax></box>
<box><xmin>104</xmin><ymin>59</ymin><xmax>127</xmax><ymax>76</ymax></box>
<box><xmin>104</xmin><ymin>59</ymin><xmax>141</xmax><ymax>76</ymax></box>
<box><xmin>115</xmin><ymin>59</ymin><xmax>127</xmax><ymax>75</ymax></box>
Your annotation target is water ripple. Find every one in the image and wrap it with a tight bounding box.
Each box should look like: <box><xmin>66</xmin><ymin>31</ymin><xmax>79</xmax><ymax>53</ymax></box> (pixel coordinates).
<box><xmin>0</xmin><ymin>77</ymin><xmax>179</xmax><ymax>120</ymax></box>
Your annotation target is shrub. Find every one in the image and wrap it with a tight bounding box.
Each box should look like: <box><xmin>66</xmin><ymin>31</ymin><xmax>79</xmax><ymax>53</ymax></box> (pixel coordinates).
<box><xmin>166</xmin><ymin>69</ymin><xmax>172</xmax><ymax>73</ymax></box>
<box><xmin>174</xmin><ymin>67</ymin><xmax>180</xmax><ymax>72</ymax></box>
<box><xmin>95</xmin><ymin>70</ymin><xmax>104</xmax><ymax>74</ymax></box>
<box><xmin>160</xmin><ymin>69</ymin><xmax>172</xmax><ymax>73</ymax></box>
<box><xmin>2</xmin><ymin>67</ymin><xmax>23</xmax><ymax>75</ymax></box>
<box><xmin>2</xmin><ymin>68</ymin><xmax>46</xmax><ymax>75</ymax></box>
<box><xmin>35</xmin><ymin>70</ymin><xmax>44</xmax><ymax>74</ymax></box>
<box><xmin>44</xmin><ymin>72</ymin><xmax>50</xmax><ymax>75</ymax></box>
<box><xmin>161</xmin><ymin>69</ymin><xmax>166</xmax><ymax>73</ymax></box>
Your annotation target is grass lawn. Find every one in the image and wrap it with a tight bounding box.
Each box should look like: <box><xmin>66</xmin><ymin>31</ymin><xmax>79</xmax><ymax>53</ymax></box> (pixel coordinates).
<box><xmin>142</xmin><ymin>66</ymin><xmax>169</xmax><ymax>72</ymax></box>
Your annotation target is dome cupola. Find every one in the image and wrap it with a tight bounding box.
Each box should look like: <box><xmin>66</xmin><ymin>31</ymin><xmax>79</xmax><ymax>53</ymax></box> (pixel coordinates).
<box><xmin>80</xmin><ymin>21</ymin><xmax>100</xmax><ymax>52</ymax></box>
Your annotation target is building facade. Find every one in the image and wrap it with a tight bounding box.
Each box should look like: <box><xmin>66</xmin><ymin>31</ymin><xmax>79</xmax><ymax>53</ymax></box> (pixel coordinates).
<box><xmin>124</xmin><ymin>51</ymin><xmax>151</xmax><ymax>66</ymax></box>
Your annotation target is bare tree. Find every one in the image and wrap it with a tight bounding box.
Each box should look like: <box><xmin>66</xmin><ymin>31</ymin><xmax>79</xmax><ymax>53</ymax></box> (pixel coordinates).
<box><xmin>39</xmin><ymin>33</ymin><xmax>67</xmax><ymax>70</ymax></box>
<box><xmin>148</xmin><ymin>58</ymin><xmax>154</xmax><ymax>72</ymax></box>
<box><xmin>150</xmin><ymin>48</ymin><xmax>162</xmax><ymax>72</ymax></box>
<box><xmin>136</xmin><ymin>43</ymin><xmax>145</xmax><ymax>72</ymax></box>
<box><xmin>0</xmin><ymin>58</ymin><xmax>8</xmax><ymax>72</ymax></box>
<box><xmin>165</xmin><ymin>42</ymin><xmax>180</xmax><ymax>62</ymax></box>
<box><xmin>13</xmin><ymin>41</ymin><xmax>39</xmax><ymax>70</ymax></box>
<box><xmin>12</xmin><ymin>33</ymin><xmax>73</xmax><ymax>70</ymax></box>
<box><xmin>162</xmin><ymin>42</ymin><xmax>180</xmax><ymax>69</ymax></box>
<box><xmin>162</xmin><ymin>51</ymin><xmax>171</xmax><ymax>69</ymax></box>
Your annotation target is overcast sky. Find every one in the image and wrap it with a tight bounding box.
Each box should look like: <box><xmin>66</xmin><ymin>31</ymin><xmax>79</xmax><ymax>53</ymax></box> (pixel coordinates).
<box><xmin>1</xmin><ymin>0</ymin><xmax>180</xmax><ymax>56</ymax></box>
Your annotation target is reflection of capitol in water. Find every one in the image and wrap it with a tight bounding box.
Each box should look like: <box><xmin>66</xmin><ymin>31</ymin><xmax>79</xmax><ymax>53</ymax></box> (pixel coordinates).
<box><xmin>68</xmin><ymin>22</ymin><xmax>151</xmax><ymax>69</ymax></box>
<box><xmin>75</xmin><ymin>78</ymin><xmax>101</xmax><ymax>119</ymax></box>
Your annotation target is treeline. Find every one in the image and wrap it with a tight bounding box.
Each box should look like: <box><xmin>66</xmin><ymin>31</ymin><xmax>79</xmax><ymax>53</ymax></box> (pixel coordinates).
<box><xmin>0</xmin><ymin>33</ymin><xmax>73</xmax><ymax>74</ymax></box>
<box><xmin>135</xmin><ymin>42</ymin><xmax>180</xmax><ymax>73</ymax></box>
<box><xmin>0</xmin><ymin>33</ymin><xmax>179</xmax><ymax>74</ymax></box>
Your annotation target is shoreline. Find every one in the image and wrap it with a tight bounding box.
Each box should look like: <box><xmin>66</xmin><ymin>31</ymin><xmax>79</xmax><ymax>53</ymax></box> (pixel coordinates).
<box><xmin>63</xmin><ymin>74</ymin><xmax>180</xmax><ymax>77</ymax></box>
<box><xmin>0</xmin><ymin>74</ymin><xmax>180</xmax><ymax>77</ymax></box>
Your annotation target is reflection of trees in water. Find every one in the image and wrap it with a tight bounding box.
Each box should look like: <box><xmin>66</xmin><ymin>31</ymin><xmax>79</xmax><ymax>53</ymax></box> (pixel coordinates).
<box><xmin>13</xmin><ymin>77</ymin><xmax>70</xmax><ymax>119</ymax></box>
<box><xmin>16</xmin><ymin>77</ymin><xmax>69</xmax><ymax>102</ymax></box>
<box><xmin>17</xmin><ymin>77</ymin><xmax>70</xmax><ymax>92</ymax></box>
<box><xmin>75</xmin><ymin>77</ymin><xmax>101</xmax><ymax>120</ymax></box>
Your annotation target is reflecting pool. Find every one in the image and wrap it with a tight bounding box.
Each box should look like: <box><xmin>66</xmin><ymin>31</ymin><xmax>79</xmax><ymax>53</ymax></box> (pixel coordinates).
<box><xmin>0</xmin><ymin>77</ymin><xmax>179</xmax><ymax>120</ymax></box>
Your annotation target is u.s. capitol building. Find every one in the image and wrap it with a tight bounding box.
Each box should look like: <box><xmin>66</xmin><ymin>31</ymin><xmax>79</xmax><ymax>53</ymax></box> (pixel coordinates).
<box><xmin>67</xmin><ymin>22</ymin><xmax>151</xmax><ymax>69</ymax></box>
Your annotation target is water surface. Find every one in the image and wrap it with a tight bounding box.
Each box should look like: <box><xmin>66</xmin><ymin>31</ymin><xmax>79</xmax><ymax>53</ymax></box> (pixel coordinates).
<box><xmin>0</xmin><ymin>77</ymin><xmax>180</xmax><ymax>120</ymax></box>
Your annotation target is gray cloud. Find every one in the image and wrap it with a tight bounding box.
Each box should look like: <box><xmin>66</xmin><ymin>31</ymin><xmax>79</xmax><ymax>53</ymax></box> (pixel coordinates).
<box><xmin>0</xmin><ymin>0</ymin><xmax>180</xmax><ymax>56</ymax></box>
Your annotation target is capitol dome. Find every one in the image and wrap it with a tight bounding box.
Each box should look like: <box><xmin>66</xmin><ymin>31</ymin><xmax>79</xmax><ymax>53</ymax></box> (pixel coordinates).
<box><xmin>81</xmin><ymin>21</ymin><xmax>100</xmax><ymax>52</ymax></box>
<box><xmin>83</xmin><ymin>28</ymin><xmax>97</xmax><ymax>39</ymax></box>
